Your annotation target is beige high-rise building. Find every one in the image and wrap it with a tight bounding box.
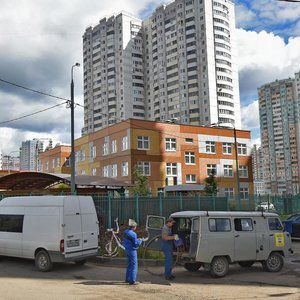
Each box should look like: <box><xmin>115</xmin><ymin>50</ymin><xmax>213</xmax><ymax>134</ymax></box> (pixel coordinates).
<box><xmin>258</xmin><ymin>72</ymin><xmax>300</xmax><ymax>195</ymax></box>
<box><xmin>82</xmin><ymin>0</ymin><xmax>241</xmax><ymax>135</ymax></box>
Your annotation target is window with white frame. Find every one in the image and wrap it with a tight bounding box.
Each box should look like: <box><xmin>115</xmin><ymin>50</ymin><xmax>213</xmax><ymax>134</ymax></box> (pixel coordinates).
<box><xmin>222</xmin><ymin>142</ymin><xmax>232</xmax><ymax>154</ymax></box>
<box><xmin>224</xmin><ymin>187</ymin><xmax>234</xmax><ymax>200</ymax></box>
<box><xmin>122</xmin><ymin>161</ymin><xmax>128</xmax><ymax>176</ymax></box>
<box><xmin>102</xmin><ymin>142</ymin><xmax>109</xmax><ymax>155</ymax></box>
<box><xmin>91</xmin><ymin>168</ymin><xmax>97</xmax><ymax>176</ymax></box>
<box><xmin>111</xmin><ymin>140</ymin><xmax>117</xmax><ymax>153</ymax></box>
<box><xmin>206</xmin><ymin>164</ymin><xmax>217</xmax><ymax>176</ymax></box>
<box><xmin>52</xmin><ymin>159</ymin><xmax>55</xmax><ymax>168</ymax></box>
<box><xmin>45</xmin><ymin>161</ymin><xmax>49</xmax><ymax>171</ymax></box>
<box><xmin>137</xmin><ymin>161</ymin><xmax>150</xmax><ymax>176</ymax></box>
<box><xmin>165</xmin><ymin>138</ymin><xmax>176</xmax><ymax>151</ymax></box>
<box><xmin>206</xmin><ymin>141</ymin><xmax>216</xmax><ymax>153</ymax></box>
<box><xmin>90</xmin><ymin>145</ymin><xmax>96</xmax><ymax>159</ymax></box>
<box><xmin>56</xmin><ymin>157</ymin><xmax>60</xmax><ymax>167</ymax></box>
<box><xmin>103</xmin><ymin>165</ymin><xmax>109</xmax><ymax>177</ymax></box>
<box><xmin>186</xmin><ymin>174</ymin><xmax>196</xmax><ymax>183</ymax></box>
<box><xmin>239</xmin><ymin>165</ymin><xmax>248</xmax><ymax>178</ymax></box>
<box><xmin>185</xmin><ymin>152</ymin><xmax>195</xmax><ymax>164</ymax></box>
<box><xmin>240</xmin><ymin>187</ymin><xmax>249</xmax><ymax>199</ymax></box>
<box><xmin>238</xmin><ymin>143</ymin><xmax>247</xmax><ymax>155</ymax></box>
<box><xmin>112</xmin><ymin>164</ymin><xmax>117</xmax><ymax>177</ymax></box>
<box><xmin>166</xmin><ymin>162</ymin><xmax>177</xmax><ymax>175</ymax></box>
<box><xmin>81</xmin><ymin>169</ymin><xmax>86</xmax><ymax>175</ymax></box>
<box><xmin>137</xmin><ymin>136</ymin><xmax>149</xmax><ymax>149</ymax></box>
<box><xmin>122</xmin><ymin>136</ymin><xmax>128</xmax><ymax>151</ymax></box>
<box><xmin>75</xmin><ymin>150</ymin><xmax>85</xmax><ymax>162</ymax></box>
<box><xmin>224</xmin><ymin>164</ymin><xmax>233</xmax><ymax>177</ymax></box>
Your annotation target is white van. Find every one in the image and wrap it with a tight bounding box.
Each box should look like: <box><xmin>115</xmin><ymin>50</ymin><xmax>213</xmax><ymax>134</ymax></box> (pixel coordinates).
<box><xmin>146</xmin><ymin>211</ymin><xmax>293</xmax><ymax>277</ymax></box>
<box><xmin>0</xmin><ymin>195</ymin><xmax>99</xmax><ymax>271</ymax></box>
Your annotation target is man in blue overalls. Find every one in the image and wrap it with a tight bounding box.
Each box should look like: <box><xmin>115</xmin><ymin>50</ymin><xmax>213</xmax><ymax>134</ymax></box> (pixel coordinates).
<box><xmin>123</xmin><ymin>219</ymin><xmax>143</xmax><ymax>285</ymax></box>
<box><xmin>162</xmin><ymin>217</ymin><xmax>177</xmax><ymax>280</ymax></box>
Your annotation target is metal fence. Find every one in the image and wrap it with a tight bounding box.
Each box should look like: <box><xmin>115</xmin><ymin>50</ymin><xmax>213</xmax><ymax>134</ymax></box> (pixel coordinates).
<box><xmin>2</xmin><ymin>192</ymin><xmax>300</xmax><ymax>228</ymax></box>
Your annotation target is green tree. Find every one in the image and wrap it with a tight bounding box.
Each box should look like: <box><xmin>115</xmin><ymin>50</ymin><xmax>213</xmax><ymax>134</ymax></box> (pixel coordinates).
<box><xmin>204</xmin><ymin>170</ymin><xmax>218</xmax><ymax>196</ymax></box>
<box><xmin>131</xmin><ymin>166</ymin><xmax>151</xmax><ymax>196</ymax></box>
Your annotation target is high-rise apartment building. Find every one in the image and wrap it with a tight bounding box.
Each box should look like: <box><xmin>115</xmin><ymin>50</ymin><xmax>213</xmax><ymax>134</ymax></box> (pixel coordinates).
<box><xmin>20</xmin><ymin>139</ymin><xmax>44</xmax><ymax>171</ymax></box>
<box><xmin>258</xmin><ymin>72</ymin><xmax>300</xmax><ymax>195</ymax></box>
<box><xmin>82</xmin><ymin>0</ymin><xmax>241</xmax><ymax>135</ymax></box>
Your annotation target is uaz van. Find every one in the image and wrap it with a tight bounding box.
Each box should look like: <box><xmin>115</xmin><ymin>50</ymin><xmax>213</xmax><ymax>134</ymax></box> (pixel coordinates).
<box><xmin>146</xmin><ymin>211</ymin><xmax>293</xmax><ymax>277</ymax></box>
<box><xmin>0</xmin><ymin>195</ymin><xmax>99</xmax><ymax>271</ymax></box>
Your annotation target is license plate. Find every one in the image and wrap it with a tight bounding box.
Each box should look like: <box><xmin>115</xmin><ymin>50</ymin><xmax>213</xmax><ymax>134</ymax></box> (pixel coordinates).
<box><xmin>67</xmin><ymin>239</ymin><xmax>80</xmax><ymax>247</ymax></box>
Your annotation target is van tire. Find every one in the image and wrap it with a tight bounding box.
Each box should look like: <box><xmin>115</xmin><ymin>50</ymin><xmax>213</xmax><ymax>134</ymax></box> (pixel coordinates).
<box><xmin>262</xmin><ymin>252</ymin><xmax>283</xmax><ymax>272</ymax></box>
<box><xmin>210</xmin><ymin>256</ymin><xmax>229</xmax><ymax>278</ymax></box>
<box><xmin>35</xmin><ymin>250</ymin><xmax>53</xmax><ymax>272</ymax></box>
<box><xmin>238</xmin><ymin>261</ymin><xmax>254</xmax><ymax>267</ymax></box>
<box><xmin>184</xmin><ymin>262</ymin><xmax>202</xmax><ymax>272</ymax></box>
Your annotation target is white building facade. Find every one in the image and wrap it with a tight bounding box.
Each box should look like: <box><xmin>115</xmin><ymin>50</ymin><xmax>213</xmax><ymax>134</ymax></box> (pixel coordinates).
<box><xmin>82</xmin><ymin>0</ymin><xmax>241</xmax><ymax>135</ymax></box>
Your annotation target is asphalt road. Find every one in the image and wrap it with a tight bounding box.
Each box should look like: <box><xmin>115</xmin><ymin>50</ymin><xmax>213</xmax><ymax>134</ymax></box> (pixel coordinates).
<box><xmin>0</xmin><ymin>241</ymin><xmax>299</xmax><ymax>300</ymax></box>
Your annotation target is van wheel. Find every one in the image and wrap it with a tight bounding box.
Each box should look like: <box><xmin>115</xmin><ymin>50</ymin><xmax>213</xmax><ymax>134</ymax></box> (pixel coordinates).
<box><xmin>262</xmin><ymin>252</ymin><xmax>283</xmax><ymax>272</ymax></box>
<box><xmin>35</xmin><ymin>250</ymin><xmax>53</xmax><ymax>272</ymax></box>
<box><xmin>75</xmin><ymin>259</ymin><xmax>87</xmax><ymax>265</ymax></box>
<box><xmin>210</xmin><ymin>256</ymin><xmax>229</xmax><ymax>278</ymax></box>
<box><xmin>238</xmin><ymin>261</ymin><xmax>254</xmax><ymax>267</ymax></box>
<box><xmin>184</xmin><ymin>262</ymin><xmax>202</xmax><ymax>272</ymax></box>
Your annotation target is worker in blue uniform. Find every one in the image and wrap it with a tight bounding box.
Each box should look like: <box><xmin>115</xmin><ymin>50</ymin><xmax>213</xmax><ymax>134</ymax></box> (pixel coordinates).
<box><xmin>123</xmin><ymin>219</ymin><xmax>143</xmax><ymax>285</ymax></box>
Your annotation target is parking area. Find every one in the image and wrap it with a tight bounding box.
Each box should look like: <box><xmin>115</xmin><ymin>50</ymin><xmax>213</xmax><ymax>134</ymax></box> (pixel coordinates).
<box><xmin>0</xmin><ymin>241</ymin><xmax>299</xmax><ymax>300</ymax></box>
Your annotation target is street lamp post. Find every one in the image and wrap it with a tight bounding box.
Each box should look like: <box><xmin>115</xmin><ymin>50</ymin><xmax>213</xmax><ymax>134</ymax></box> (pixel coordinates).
<box><xmin>70</xmin><ymin>63</ymin><xmax>80</xmax><ymax>195</ymax></box>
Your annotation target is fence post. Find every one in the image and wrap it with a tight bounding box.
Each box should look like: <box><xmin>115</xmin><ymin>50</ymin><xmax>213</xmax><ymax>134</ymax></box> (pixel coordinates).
<box><xmin>213</xmin><ymin>195</ymin><xmax>216</xmax><ymax>211</ymax></box>
<box><xmin>159</xmin><ymin>192</ymin><xmax>163</xmax><ymax>216</ymax></box>
<box><xmin>180</xmin><ymin>193</ymin><xmax>183</xmax><ymax>211</ymax></box>
<box><xmin>197</xmin><ymin>194</ymin><xmax>201</xmax><ymax>210</ymax></box>
<box><xmin>108</xmin><ymin>193</ymin><xmax>112</xmax><ymax>229</ymax></box>
<box><xmin>135</xmin><ymin>194</ymin><xmax>139</xmax><ymax>224</ymax></box>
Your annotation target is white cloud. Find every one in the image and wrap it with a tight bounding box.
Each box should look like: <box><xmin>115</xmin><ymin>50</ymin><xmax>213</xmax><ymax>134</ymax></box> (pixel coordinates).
<box><xmin>240</xmin><ymin>100</ymin><xmax>260</xmax><ymax>131</ymax></box>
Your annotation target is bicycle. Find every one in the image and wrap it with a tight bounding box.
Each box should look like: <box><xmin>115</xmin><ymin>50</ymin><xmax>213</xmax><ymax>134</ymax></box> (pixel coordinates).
<box><xmin>104</xmin><ymin>218</ymin><xmax>125</xmax><ymax>257</ymax></box>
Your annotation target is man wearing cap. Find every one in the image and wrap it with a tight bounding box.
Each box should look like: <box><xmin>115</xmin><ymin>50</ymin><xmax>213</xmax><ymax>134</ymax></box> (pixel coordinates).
<box><xmin>123</xmin><ymin>219</ymin><xmax>143</xmax><ymax>285</ymax></box>
<box><xmin>162</xmin><ymin>217</ymin><xmax>177</xmax><ymax>280</ymax></box>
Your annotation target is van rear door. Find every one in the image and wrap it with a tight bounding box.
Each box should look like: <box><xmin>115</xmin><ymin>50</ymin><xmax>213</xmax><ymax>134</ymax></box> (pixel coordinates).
<box><xmin>78</xmin><ymin>196</ymin><xmax>99</xmax><ymax>256</ymax></box>
<box><xmin>63</xmin><ymin>196</ymin><xmax>83</xmax><ymax>258</ymax></box>
<box><xmin>145</xmin><ymin>215</ymin><xmax>165</xmax><ymax>250</ymax></box>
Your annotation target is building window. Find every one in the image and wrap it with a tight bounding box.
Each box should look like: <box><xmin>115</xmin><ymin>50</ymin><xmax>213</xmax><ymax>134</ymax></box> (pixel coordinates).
<box><xmin>122</xmin><ymin>161</ymin><xmax>128</xmax><ymax>176</ymax></box>
<box><xmin>91</xmin><ymin>168</ymin><xmax>97</xmax><ymax>176</ymax></box>
<box><xmin>222</xmin><ymin>142</ymin><xmax>232</xmax><ymax>154</ymax></box>
<box><xmin>206</xmin><ymin>141</ymin><xmax>216</xmax><ymax>153</ymax></box>
<box><xmin>122</xmin><ymin>136</ymin><xmax>128</xmax><ymax>151</ymax></box>
<box><xmin>102</xmin><ymin>142</ymin><xmax>109</xmax><ymax>155</ymax></box>
<box><xmin>224</xmin><ymin>187</ymin><xmax>234</xmax><ymax>199</ymax></box>
<box><xmin>185</xmin><ymin>152</ymin><xmax>195</xmax><ymax>164</ymax></box>
<box><xmin>137</xmin><ymin>161</ymin><xmax>151</xmax><ymax>176</ymax></box>
<box><xmin>240</xmin><ymin>187</ymin><xmax>249</xmax><ymax>200</ymax></box>
<box><xmin>186</xmin><ymin>174</ymin><xmax>196</xmax><ymax>183</ymax></box>
<box><xmin>111</xmin><ymin>140</ymin><xmax>117</xmax><ymax>153</ymax></box>
<box><xmin>239</xmin><ymin>165</ymin><xmax>248</xmax><ymax>178</ymax></box>
<box><xmin>207</xmin><ymin>164</ymin><xmax>217</xmax><ymax>176</ymax></box>
<box><xmin>103</xmin><ymin>165</ymin><xmax>109</xmax><ymax>177</ymax></box>
<box><xmin>166</xmin><ymin>163</ymin><xmax>177</xmax><ymax>176</ymax></box>
<box><xmin>224</xmin><ymin>165</ymin><xmax>233</xmax><ymax>177</ymax></box>
<box><xmin>91</xmin><ymin>145</ymin><xmax>96</xmax><ymax>158</ymax></box>
<box><xmin>112</xmin><ymin>164</ymin><xmax>117</xmax><ymax>177</ymax></box>
<box><xmin>137</xmin><ymin>136</ymin><xmax>149</xmax><ymax>149</ymax></box>
<box><xmin>185</xmin><ymin>138</ymin><xmax>193</xmax><ymax>143</ymax></box>
<box><xmin>165</xmin><ymin>138</ymin><xmax>176</xmax><ymax>151</ymax></box>
<box><xmin>238</xmin><ymin>143</ymin><xmax>247</xmax><ymax>155</ymax></box>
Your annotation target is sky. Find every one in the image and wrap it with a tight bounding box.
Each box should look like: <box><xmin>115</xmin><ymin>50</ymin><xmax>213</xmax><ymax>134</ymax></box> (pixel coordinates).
<box><xmin>0</xmin><ymin>0</ymin><xmax>300</xmax><ymax>155</ymax></box>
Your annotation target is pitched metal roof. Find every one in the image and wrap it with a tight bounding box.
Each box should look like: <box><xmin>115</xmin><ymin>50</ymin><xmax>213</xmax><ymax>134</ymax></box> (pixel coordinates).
<box><xmin>0</xmin><ymin>172</ymin><xmax>131</xmax><ymax>191</ymax></box>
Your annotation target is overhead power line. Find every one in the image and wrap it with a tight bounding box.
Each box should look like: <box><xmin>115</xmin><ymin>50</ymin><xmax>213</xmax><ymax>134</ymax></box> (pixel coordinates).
<box><xmin>0</xmin><ymin>77</ymin><xmax>70</xmax><ymax>102</ymax></box>
<box><xmin>0</xmin><ymin>102</ymin><xmax>67</xmax><ymax>125</ymax></box>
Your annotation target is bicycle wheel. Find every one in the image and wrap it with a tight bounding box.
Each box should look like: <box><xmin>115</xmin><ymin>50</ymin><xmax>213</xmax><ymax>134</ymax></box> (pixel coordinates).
<box><xmin>142</xmin><ymin>235</ymin><xmax>165</xmax><ymax>276</ymax></box>
<box><xmin>104</xmin><ymin>236</ymin><xmax>119</xmax><ymax>257</ymax></box>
